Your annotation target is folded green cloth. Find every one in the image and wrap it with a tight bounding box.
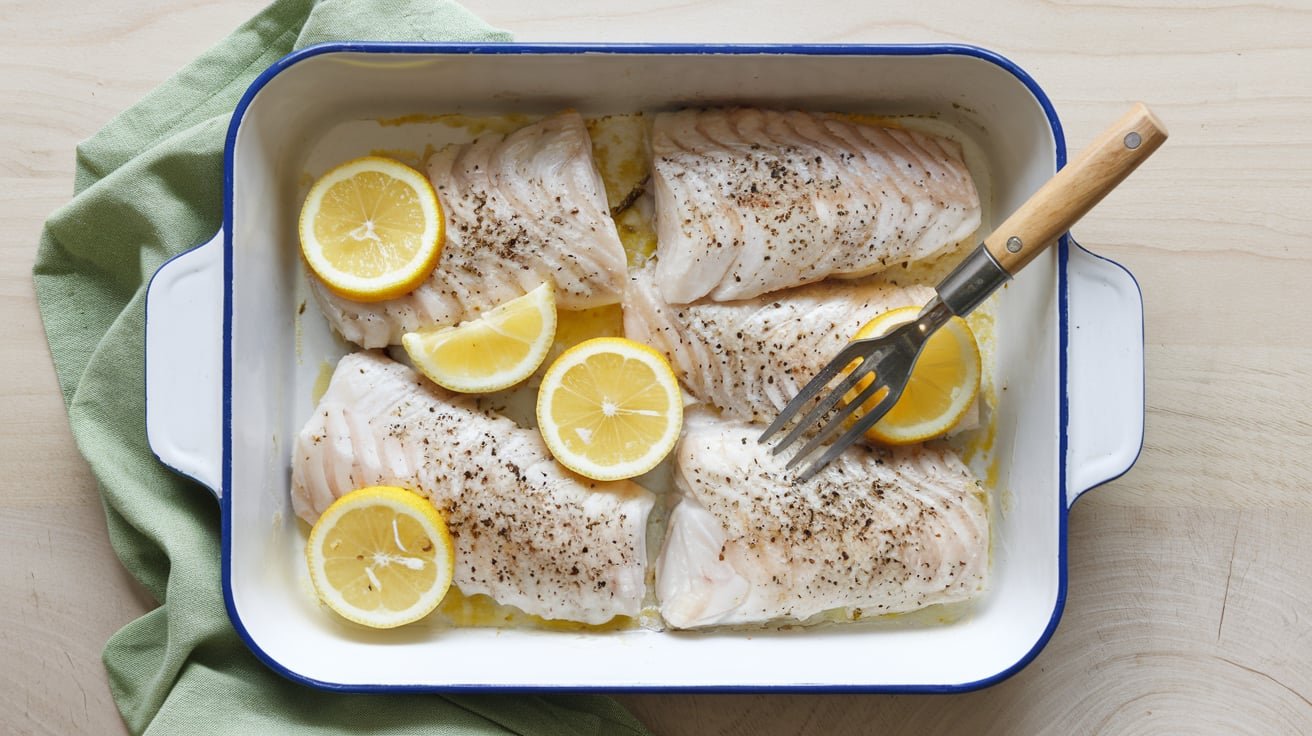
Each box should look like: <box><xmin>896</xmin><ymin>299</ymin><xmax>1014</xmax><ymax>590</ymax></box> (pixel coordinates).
<box><xmin>33</xmin><ymin>1</ymin><xmax>651</xmax><ymax>733</ymax></box>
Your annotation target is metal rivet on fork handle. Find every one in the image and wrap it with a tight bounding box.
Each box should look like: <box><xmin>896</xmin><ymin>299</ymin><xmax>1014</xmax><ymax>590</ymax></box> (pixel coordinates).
<box><xmin>1124</xmin><ymin>132</ymin><xmax>1141</xmax><ymax>149</ymax></box>
<box><xmin>1005</xmin><ymin>236</ymin><xmax>1023</xmax><ymax>253</ymax></box>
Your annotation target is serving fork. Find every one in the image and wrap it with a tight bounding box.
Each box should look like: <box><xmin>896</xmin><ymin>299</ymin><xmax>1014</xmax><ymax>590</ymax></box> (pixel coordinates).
<box><xmin>760</xmin><ymin>103</ymin><xmax>1168</xmax><ymax>482</ymax></box>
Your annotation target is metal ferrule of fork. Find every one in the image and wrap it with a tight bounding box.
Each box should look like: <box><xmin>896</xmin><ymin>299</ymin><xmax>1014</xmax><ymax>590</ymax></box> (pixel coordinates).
<box><xmin>935</xmin><ymin>242</ymin><xmax>1013</xmax><ymax>318</ymax></box>
<box><xmin>759</xmin><ymin>243</ymin><xmax>1012</xmax><ymax>482</ymax></box>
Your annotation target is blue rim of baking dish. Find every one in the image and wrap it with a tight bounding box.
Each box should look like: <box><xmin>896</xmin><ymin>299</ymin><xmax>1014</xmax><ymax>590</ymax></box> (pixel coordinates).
<box><xmin>215</xmin><ymin>42</ymin><xmax>1076</xmax><ymax>694</ymax></box>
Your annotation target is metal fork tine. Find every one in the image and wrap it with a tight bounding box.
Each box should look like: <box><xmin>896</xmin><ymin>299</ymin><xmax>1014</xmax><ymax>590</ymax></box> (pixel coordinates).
<box><xmin>757</xmin><ymin>341</ymin><xmax>873</xmax><ymax>444</ymax></box>
<box><xmin>783</xmin><ymin>371</ymin><xmax>890</xmax><ymax>471</ymax></box>
<box><xmin>794</xmin><ymin>385</ymin><xmax>905</xmax><ymax>483</ymax></box>
<box><xmin>769</xmin><ymin>354</ymin><xmax>881</xmax><ymax>457</ymax></box>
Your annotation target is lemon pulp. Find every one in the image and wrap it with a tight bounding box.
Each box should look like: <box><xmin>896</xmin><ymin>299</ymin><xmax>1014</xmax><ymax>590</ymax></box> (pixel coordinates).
<box><xmin>306</xmin><ymin>486</ymin><xmax>454</xmax><ymax>628</ymax></box>
<box><xmin>402</xmin><ymin>283</ymin><xmax>556</xmax><ymax>393</ymax></box>
<box><xmin>536</xmin><ymin>337</ymin><xmax>682</xmax><ymax>481</ymax></box>
<box><xmin>846</xmin><ymin>306</ymin><xmax>981</xmax><ymax>445</ymax></box>
<box><xmin>299</xmin><ymin>156</ymin><xmax>443</xmax><ymax>302</ymax></box>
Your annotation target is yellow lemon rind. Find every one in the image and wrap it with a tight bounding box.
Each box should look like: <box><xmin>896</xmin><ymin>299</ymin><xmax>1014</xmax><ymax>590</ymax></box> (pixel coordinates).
<box><xmin>305</xmin><ymin>485</ymin><xmax>455</xmax><ymax>629</ymax></box>
<box><xmin>402</xmin><ymin>283</ymin><xmax>557</xmax><ymax>394</ymax></box>
<box><xmin>536</xmin><ymin>337</ymin><xmax>683</xmax><ymax>482</ymax></box>
<box><xmin>298</xmin><ymin>156</ymin><xmax>444</xmax><ymax>303</ymax></box>
<box><xmin>851</xmin><ymin>307</ymin><xmax>981</xmax><ymax>446</ymax></box>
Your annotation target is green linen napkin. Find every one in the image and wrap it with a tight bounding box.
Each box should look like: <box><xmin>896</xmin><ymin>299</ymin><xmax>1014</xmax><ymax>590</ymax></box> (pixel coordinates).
<box><xmin>33</xmin><ymin>1</ymin><xmax>651</xmax><ymax>734</ymax></box>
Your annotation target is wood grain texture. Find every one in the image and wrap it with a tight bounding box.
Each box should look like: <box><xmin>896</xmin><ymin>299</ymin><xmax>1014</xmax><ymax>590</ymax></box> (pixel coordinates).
<box><xmin>983</xmin><ymin>103</ymin><xmax>1168</xmax><ymax>273</ymax></box>
<box><xmin>2</xmin><ymin>0</ymin><xmax>1309</xmax><ymax>734</ymax></box>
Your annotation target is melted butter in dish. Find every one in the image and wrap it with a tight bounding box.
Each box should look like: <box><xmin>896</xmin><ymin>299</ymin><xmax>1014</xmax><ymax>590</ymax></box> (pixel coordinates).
<box><xmin>650</xmin><ymin>108</ymin><xmax>981</xmax><ymax>303</ymax></box>
<box><xmin>312</xmin><ymin>111</ymin><xmax>628</xmax><ymax>348</ymax></box>
<box><xmin>658</xmin><ymin>410</ymin><xmax>988</xmax><ymax>629</ymax></box>
<box><xmin>291</xmin><ymin>351</ymin><xmax>653</xmax><ymax>625</ymax></box>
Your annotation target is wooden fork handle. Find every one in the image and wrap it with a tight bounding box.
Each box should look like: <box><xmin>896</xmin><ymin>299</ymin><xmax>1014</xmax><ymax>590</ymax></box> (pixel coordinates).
<box><xmin>983</xmin><ymin>103</ymin><xmax>1169</xmax><ymax>274</ymax></box>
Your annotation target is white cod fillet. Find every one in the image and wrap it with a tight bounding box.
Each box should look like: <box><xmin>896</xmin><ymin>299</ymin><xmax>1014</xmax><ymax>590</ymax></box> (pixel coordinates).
<box><xmin>312</xmin><ymin>111</ymin><xmax>628</xmax><ymax>348</ymax></box>
<box><xmin>291</xmin><ymin>351</ymin><xmax>653</xmax><ymax>624</ymax></box>
<box><xmin>624</xmin><ymin>264</ymin><xmax>935</xmax><ymax>424</ymax></box>
<box><xmin>650</xmin><ymin>108</ymin><xmax>981</xmax><ymax>303</ymax></box>
<box><xmin>657</xmin><ymin>410</ymin><xmax>988</xmax><ymax>629</ymax></box>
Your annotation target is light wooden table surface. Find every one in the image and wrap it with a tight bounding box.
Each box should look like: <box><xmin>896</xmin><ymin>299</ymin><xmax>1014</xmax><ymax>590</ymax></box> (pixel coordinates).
<box><xmin>4</xmin><ymin>0</ymin><xmax>1310</xmax><ymax>733</ymax></box>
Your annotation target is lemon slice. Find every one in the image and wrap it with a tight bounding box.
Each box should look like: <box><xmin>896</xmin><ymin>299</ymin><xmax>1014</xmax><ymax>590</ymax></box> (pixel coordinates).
<box><xmin>306</xmin><ymin>486</ymin><xmax>455</xmax><ymax>629</ymax></box>
<box><xmin>402</xmin><ymin>283</ymin><xmax>557</xmax><ymax>393</ymax></box>
<box><xmin>536</xmin><ymin>337</ymin><xmax>682</xmax><ymax>481</ymax></box>
<box><xmin>299</xmin><ymin>156</ymin><xmax>444</xmax><ymax>302</ymax></box>
<box><xmin>845</xmin><ymin>306</ymin><xmax>981</xmax><ymax>445</ymax></box>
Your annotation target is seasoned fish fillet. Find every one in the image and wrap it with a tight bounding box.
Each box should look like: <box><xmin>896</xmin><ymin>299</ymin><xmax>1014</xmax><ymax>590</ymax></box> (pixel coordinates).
<box><xmin>657</xmin><ymin>410</ymin><xmax>988</xmax><ymax>629</ymax></box>
<box><xmin>291</xmin><ymin>351</ymin><xmax>653</xmax><ymax>624</ymax></box>
<box><xmin>624</xmin><ymin>264</ymin><xmax>935</xmax><ymax>424</ymax></box>
<box><xmin>313</xmin><ymin>111</ymin><xmax>627</xmax><ymax>348</ymax></box>
<box><xmin>651</xmin><ymin>108</ymin><xmax>981</xmax><ymax>303</ymax></box>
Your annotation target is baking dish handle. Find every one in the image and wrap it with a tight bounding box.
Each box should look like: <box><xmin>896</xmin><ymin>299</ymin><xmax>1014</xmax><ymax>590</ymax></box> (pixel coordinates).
<box><xmin>1065</xmin><ymin>237</ymin><xmax>1145</xmax><ymax>506</ymax></box>
<box><xmin>145</xmin><ymin>229</ymin><xmax>223</xmax><ymax>499</ymax></box>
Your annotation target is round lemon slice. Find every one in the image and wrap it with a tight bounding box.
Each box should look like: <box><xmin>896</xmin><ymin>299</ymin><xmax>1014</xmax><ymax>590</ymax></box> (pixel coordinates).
<box><xmin>846</xmin><ymin>306</ymin><xmax>981</xmax><ymax>445</ymax></box>
<box><xmin>299</xmin><ymin>156</ymin><xmax>443</xmax><ymax>302</ymax></box>
<box><xmin>536</xmin><ymin>337</ymin><xmax>682</xmax><ymax>481</ymax></box>
<box><xmin>402</xmin><ymin>283</ymin><xmax>557</xmax><ymax>393</ymax></box>
<box><xmin>306</xmin><ymin>486</ymin><xmax>455</xmax><ymax>629</ymax></box>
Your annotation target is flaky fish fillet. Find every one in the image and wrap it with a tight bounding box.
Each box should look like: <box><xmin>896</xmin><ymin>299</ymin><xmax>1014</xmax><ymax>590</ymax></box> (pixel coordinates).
<box><xmin>651</xmin><ymin>108</ymin><xmax>981</xmax><ymax>303</ymax></box>
<box><xmin>291</xmin><ymin>351</ymin><xmax>653</xmax><ymax>624</ymax></box>
<box><xmin>624</xmin><ymin>264</ymin><xmax>935</xmax><ymax>424</ymax></box>
<box><xmin>312</xmin><ymin>111</ymin><xmax>627</xmax><ymax>348</ymax></box>
<box><xmin>657</xmin><ymin>410</ymin><xmax>988</xmax><ymax>629</ymax></box>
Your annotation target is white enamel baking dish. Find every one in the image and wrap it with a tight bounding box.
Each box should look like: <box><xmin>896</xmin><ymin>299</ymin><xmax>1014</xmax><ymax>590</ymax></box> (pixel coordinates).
<box><xmin>143</xmin><ymin>43</ymin><xmax>1144</xmax><ymax>692</ymax></box>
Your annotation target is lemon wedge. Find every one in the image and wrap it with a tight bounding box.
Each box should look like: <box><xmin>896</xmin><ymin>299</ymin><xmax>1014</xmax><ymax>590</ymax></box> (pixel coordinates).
<box><xmin>402</xmin><ymin>283</ymin><xmax>557</xmax><ymax>393</ymax></box>
<box><xmin>536</xmin><ymin>337</ymin><xmax>682</xmax><ymax>481</ymax></box>
<box><xmin>299</xmin><ymin>156</ymin><xmax>443</xmax><ymax>302</ymax></box>
<box><xmin>306</xmin><ymin>486</ymin><xmax>455</xmax><ymax>629</ymax></box>
<box><xmin>845</xmin><ymin>306</ymin><xmax>981</xmax><ymax>445</ymax></box>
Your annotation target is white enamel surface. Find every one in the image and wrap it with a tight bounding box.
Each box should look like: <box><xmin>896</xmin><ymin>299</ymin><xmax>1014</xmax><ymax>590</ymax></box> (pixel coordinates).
<box><xmin>145</xmin><ymin>231</ymin><xmax>224</xmax><ymax>496</ymax></box>
<box><xmin>216</xmin><ymin>47</ymin><xmax>1087</xmax><ymax>690</ymax></box>
<box><xmin>1066</xmin><ymin>242</ymin><xmax>1146</xmax><ymax>505</ymax></box>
